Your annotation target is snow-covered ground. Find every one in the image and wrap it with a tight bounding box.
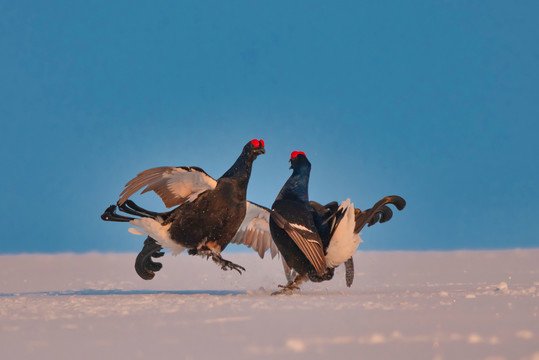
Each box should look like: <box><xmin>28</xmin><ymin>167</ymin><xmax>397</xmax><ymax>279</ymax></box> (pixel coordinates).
<box><xmin>1</xmin><ymin>249</ymin><xmax>538</xmax><ymax>360</ymax></box>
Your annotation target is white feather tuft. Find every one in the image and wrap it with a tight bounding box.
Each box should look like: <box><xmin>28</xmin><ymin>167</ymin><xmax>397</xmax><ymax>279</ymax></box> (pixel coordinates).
<box><xmin>290</xmin><ymin>223</ymin><xmax>313</xmax><ymax>232</ymax></box>
<box><xmin>325</xmin><ymin>199</ymin><xmax>362</xmax><ymax>268</ymax></box>
<box><xmin>128</xmin><ymin>218</ymin><xmax>185</xmax><ymax>255</ymax></box>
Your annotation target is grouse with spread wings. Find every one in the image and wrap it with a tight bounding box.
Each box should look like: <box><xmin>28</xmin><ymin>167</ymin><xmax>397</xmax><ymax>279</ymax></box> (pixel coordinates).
<box><xmin>101</xmin><ymin>139</ymin><xmax>274</xmax><ymax>279</ymax></box>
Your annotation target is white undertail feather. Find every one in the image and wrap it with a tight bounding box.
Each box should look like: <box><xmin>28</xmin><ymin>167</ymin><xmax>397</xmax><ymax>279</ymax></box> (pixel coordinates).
<box><xmin>128</xmin><ymin>217</ymin><xmax>185</xmax><ymax>255</ymax></box>
<box><xmin>325</xmin><ymin>199</ymin><xmax>362</xmax><ymax>268</ymax></box>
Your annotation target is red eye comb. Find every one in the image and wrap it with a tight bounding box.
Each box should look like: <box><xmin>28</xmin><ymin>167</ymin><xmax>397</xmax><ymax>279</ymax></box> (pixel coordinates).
<box><xmin>290</xmin><ymin>151</ymin><xmax>306</xmax><ymax>159</ymax></box>
<box><xmin>250</xmin><ymin>139</ymin><xmax>265</xmax><ymax>147</ymax></box>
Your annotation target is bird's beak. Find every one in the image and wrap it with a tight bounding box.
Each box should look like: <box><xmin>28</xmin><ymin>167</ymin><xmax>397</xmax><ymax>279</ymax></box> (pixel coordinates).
<box><xmin>255</xmin><ymin>147</ymin><xmax>265</xmax><ymax>155</ymax></box>
<box><xmin>289</xmin><ymin>158</ymin><xmax>292</xmax><ymax>169</ymax></box>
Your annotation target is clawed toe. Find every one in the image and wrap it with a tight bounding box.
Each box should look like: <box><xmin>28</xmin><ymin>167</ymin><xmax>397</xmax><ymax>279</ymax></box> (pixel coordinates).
<box><xmin>271</xmin><ymin>284</ymin><xmax>298</xmax><ymax>296</ymax></box>
<box><xmin>271</xmin><ymin>275</ymin><xmax>306</xmax><ymax>295</ymax></box>
<box><xmin>218</xmin><ymin>259</ymin><xmax>246</xmax><ymax>274</ymax></box>
<box><xmin>192</xmin><ymin>246</ymin><xmax>245</xmax><ymax>274</ymax></box>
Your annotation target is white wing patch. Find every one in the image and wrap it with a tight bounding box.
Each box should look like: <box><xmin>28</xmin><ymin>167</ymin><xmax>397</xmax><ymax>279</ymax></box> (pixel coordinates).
<box><xmin>119</xmin><ymin>166</ymin><xmax>217</xmax><ymax>208</ymax></box>
<box><xmin>165</xmin><ymin>168</ymin><xmax>217</xmax><ymax>204</ymax></box>
<box><xmin>128</xmin><ymin>218</ymin><xmax>185</xmax><ymax>255</ymax></box>
<box><xmin>231</xmin><ymin>202</ymin><xmax>279</xmax><ymax>259</ymax></box>
<box><xmin>290</xmin><ymin>223</ymin><xmax>314</xmax><ymax>233</ymax></box>
<box><xmin>325</xmin><ymin>199</ymin><xmax>363</xmax><ymax>268</ymax></box>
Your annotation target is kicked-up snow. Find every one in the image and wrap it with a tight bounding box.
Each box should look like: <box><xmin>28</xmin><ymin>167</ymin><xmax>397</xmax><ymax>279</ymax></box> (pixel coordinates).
<box><xmin>1</xmin><ymin>250</ymin><xmax>538</xmax><ymax>360</ymax></box>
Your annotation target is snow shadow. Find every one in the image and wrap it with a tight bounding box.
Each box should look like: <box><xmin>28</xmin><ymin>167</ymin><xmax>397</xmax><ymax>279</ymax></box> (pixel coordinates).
<box><xmin>0</xmin><ymin>289</ymin><xmax>247</xmax><ymax>297</ymax></box>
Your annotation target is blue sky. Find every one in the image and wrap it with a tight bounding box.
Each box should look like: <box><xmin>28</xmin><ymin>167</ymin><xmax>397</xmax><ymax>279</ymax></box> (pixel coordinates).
<box><xmin>1</xmin><ymin>1</ymin><xmax>538</xmax><ymax>253</ymax></box>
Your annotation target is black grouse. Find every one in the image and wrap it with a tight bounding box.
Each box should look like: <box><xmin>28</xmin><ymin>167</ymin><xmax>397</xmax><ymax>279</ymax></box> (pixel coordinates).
<box><xmin>101</xmin><ymin>139</ymin><xmax>278</xmax><ymax>279</ymax></box>
<box><xmin>269</xmin><ymin>151</ymin><xmax>406</xmax><ymax>294</ymax></box>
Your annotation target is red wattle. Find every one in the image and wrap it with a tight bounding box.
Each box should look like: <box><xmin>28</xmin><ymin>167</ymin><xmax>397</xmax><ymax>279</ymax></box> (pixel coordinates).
<box><xmin>290</xmin><ymin>151</ymin><xmax>306</xmax><ymax>159</ymax></box>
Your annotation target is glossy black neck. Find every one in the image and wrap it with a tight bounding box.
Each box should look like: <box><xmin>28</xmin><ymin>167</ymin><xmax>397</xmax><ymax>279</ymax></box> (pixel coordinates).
<box><xmin>276</xmin><ymin>164</ymin><xmax>311</xmax><ymax>203</ymax></box>
<box><xmin>220</xmin><ymin>150</ymin><xmax>255</xmax><ymax>188</ymax></box>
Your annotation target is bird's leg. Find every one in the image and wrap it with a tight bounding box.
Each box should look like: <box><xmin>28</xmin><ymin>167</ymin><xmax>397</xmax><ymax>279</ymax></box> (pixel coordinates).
<box><xmin>271</xmin><ymin>274</ymin><xmax>308</xmax><ymax>295</ymax></box>
<box><xmin>188</xmin><ymin>243</ymin><xmax>214</xmax><ymax>258</ymax></box>
<box><xmin>134</xmin><ymin>237</ymin><xmax>164</xmax><ymax>280</ymax></box>
<box><xmin>211</xmin><ymin>252</ymin><xmax>246</xmax><ymax>274</ymax></box>
<box><xmin>190</xmin><ymin>242</ymin><xmax>246</xmax><ymax>274</ymax></box>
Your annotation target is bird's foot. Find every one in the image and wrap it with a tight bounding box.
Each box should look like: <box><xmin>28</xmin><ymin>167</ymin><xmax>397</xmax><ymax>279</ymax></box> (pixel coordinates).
<box><xmin>271</xmin><ymin>274</ymin><xmax>307</xmax><ymax>295</ymax></box>
<box><xmin>212</xmin><ymin>255</ymin><xmax>246</xmax><ymax>274</ymax></box>
<box><xmin>134</xmin><ymin>237</ymin><xmax>164</xmax><ymax>280</ymax></box>
<box><xmin>190</xmin><ymin>246</ymin><xmax>245</xmax><ymax>274</ymax></box>
<box><xmin>271</xmin><ymin>283</ymin><xmax>300</xmax><ymax>296</ymax></box>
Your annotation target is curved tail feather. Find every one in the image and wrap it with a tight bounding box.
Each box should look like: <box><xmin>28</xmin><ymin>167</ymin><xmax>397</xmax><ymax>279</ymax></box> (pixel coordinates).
<box><xmin>134</xmin><ymin>237</ymin><xmax>164</xmax><ymax>280</ymax></box>
<box><xmin>354</xmin><ymin>195</ymin><xmax>406</xmax><ymax>234</ymax></box>
<box><xmin>344</xmin><ymin>257</ymin><xmax>354</xmax><ymax>287</ymax></box>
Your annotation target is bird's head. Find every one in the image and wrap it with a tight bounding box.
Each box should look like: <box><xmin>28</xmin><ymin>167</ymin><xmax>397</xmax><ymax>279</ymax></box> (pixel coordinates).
<box><xmin>245</xmin><ymin>139</ymin><xmax>266</xmax><ymax>157</ymax></box>
<box><xmin>289</xmin><ymin>151</ymin><xmax>311</xmax><ymax>171</ymax></box>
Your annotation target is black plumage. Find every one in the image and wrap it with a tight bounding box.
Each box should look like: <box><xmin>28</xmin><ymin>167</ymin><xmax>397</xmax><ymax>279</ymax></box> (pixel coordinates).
<box><xmin>101</xmin><ymin>139</ymin><xmax>270</xmax><ymax>279</ymax></box>
<box><xmin>269</xmin><ymin>151</ymin><xmax>406</xmax><ymax>294</ymax></box>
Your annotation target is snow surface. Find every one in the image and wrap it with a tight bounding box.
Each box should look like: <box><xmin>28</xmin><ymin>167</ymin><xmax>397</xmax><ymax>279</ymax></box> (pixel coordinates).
<box><xmin>1</xmin><ymin>250</ymin><xmax>538</xmax><ymax>360</ymax></box>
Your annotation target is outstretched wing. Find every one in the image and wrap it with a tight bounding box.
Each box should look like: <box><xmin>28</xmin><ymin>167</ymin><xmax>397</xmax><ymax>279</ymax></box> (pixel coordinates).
<box><xmin>118</xmin><ymin>166</ymin><xmax>217</xmax><ymax>208</ymax></box>
<box><xmin>270</xmin><ymin>209</ymin><xmax>327</xmax><ymax>276</ymax></box>
<box><xmin>230</xmin><ymin>201</ymin><xmax>279</xmax><ymax>259</ymax></box>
